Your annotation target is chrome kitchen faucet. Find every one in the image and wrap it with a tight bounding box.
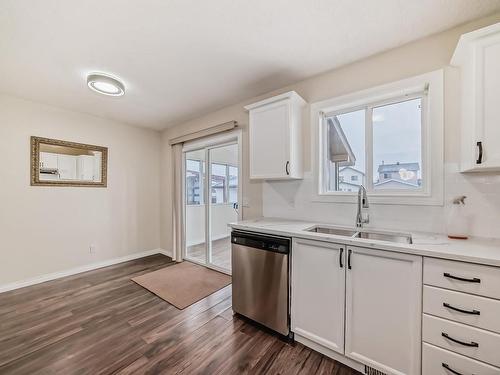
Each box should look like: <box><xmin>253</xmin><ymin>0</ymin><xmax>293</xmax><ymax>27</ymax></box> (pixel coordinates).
<box><xmin>356</xmin><ymin>185</ymin><xmax>369</xmax><ymax>228</ymax></box>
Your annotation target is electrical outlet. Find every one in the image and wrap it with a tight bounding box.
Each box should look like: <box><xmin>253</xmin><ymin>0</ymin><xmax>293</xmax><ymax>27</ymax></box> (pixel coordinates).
<box><xmin>89</xmin><ymin>244</ymin><xmax>96</xmax><ymax>254</ymax></box>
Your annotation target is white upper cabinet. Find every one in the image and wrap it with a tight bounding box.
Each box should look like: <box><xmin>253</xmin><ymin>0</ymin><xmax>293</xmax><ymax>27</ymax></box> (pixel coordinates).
<box><xmin>57</xmin><ymin>154</ymin><xmax>77</xmax><ymax>180</ymax></box>
<box><xmin>451</xmin><ymin>22</ymin><xmax>500</xmax><ymax>172</ymax></box>
<box><xmin>245</xmin><ymin>91</ymin><xmax>306</xmax><ymax>179</ymax></box>
<box><xmin>39</xmin><ymin>152</ymin><xmax>58</xmax><ymax>169</ymax></box>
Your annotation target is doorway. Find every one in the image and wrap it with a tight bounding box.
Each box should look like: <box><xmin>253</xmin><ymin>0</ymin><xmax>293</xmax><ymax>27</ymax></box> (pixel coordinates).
<box><xmin>183</xmin><ymin>132</ymin><xmax>241</xmax><ymax>274</ymax></box>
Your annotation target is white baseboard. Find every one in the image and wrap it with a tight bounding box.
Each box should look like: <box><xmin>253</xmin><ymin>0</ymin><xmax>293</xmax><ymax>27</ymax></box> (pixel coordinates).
<box><xmin>0</xmin><ymin>248</ymin><xmax>172</xmax><ymax>294</ymax></box>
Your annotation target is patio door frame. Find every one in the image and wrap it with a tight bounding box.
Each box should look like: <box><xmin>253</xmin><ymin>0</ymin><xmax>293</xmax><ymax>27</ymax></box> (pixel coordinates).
<box><xmin>181</xmin><ymin>129</ymin><xmax>242</xmax><ymax>275</ymax></box>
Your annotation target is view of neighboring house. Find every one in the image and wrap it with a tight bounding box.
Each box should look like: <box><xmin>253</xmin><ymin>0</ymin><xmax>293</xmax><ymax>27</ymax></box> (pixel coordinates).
<box><xmin>338</xmin><ymin>166</ymin><xmax>365</xmax><ymax>192</ymax></box>
<box><xmin>333</xmin><ymin>162</ymin><xmax>421</xmax><ymax>192</ymax></box>
<box><xmin>186</xmin><ymin>159</ymin><xmax>238</xmax><ymax>205</ymax></box>
<box><xmin>374</xmin><ymin>162</ymin><xmax>421</xmax><ymax>189</ymax></box>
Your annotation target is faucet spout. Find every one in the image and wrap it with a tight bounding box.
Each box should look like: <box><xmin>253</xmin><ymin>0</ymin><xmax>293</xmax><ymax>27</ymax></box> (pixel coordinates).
<box><xmin>356</xmin><ymin>185</ymin><xmax>369</xmax><ymax>228</ymax></box>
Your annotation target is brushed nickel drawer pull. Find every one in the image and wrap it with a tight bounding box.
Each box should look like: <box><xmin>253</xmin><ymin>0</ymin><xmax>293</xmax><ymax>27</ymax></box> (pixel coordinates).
<box><xmin>442</xmin><ymin>332</ymin><xmax>479</xmax><ymax>347</ymax></box>
<box><xmin>443</xmin><ymin>302</ymin><xmax>480</xmax><ymax>315</ymax></box>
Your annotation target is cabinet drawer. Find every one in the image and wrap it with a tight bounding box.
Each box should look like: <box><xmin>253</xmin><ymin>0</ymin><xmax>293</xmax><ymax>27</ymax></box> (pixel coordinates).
<box><xmin>424</xmin><ymin>258</ymin><xmax>500</xmax><ymax>299</ymax></box>
<box><xmin>423</xmin><ymin>314</ymin><xmax>500</xmax><ymax>367</ymax></box>
<box><xmin>423</xmin><ymin>343</ymin><xmax>500</xmax><ymax>375</ymax></box>
<box><xmin>424</xmin><ymin>285</ymin><xmax>500</xmax><ymax>333</ymax></box>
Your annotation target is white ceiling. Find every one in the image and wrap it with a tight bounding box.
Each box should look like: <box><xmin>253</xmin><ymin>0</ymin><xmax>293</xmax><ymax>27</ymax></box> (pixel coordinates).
<box><xmin>1</xmin><ymin>0</ymin><xmax>500</xmax><ymax>130</ymax></box>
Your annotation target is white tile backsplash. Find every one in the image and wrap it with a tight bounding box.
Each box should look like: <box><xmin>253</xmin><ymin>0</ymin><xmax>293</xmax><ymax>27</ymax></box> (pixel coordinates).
<box><xmin>263</xmin><ymin>164</ymin><xmax>500</xmax><ymax>239</ymax></box>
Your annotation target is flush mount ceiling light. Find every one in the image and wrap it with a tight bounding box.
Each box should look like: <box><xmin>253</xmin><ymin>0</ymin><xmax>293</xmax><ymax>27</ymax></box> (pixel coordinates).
<box><xmin>87</xmin><ymin>73</ymin><xmax>125</xmax><ymax>96</ymax></box>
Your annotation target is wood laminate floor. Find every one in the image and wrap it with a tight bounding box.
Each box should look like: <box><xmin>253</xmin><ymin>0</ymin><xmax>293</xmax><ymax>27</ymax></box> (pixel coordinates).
<box><xmin>0</xmin><ymin>254</ymin><xmax>360</xmax><ymax>375</ymax></box>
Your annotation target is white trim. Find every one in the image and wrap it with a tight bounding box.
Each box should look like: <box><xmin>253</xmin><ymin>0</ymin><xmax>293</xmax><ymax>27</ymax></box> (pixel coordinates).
<box><xmin>182</xmin><ymin>131</ymin><xmax>239</xmax><ymax>152</ymax></box>
<box><xmin>244</xmin><ymin>90</ymin><xmax>306</xmax><ymax>111</ymax></box>
<box><xmin>169</xmin><ymin>121</ymin><xmax>237</xmax><ymax>145</ymax></box>
<box><xmin>0</xmin><ymin>248</ymin><xmax>172</xmax><ymax>294</ymax></box>
<box><xmin>311</xmin><ymin>69</ymin><xmax>444</xmax><ymax>206</ymax></box>
<box><xmin>451</xmin><ymin>22</ymin><xmax>500</xmax><ymax>66</ymax></box>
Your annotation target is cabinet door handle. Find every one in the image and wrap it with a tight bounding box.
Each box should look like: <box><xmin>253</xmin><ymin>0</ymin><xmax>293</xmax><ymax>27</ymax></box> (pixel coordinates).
<box><xmin>339</xmin><ymin>248</ymin><xmax>343</xmax><ymax>268</ymax></box>
<box><xmin>443</xmin><ymin>302</ymin><xmax>480</xmax><ymax>315</ymax></box>
<box><xmin>441</xmin><ymin>332</ymin><xmax>479</xmax><ymax>347</ymax></box>
<box><xmin>285</xmin><ymin>161</ymin><xmax>290</xmax><ymax>175</ymax></box>
<box><xmin>347</xmin><ymin>249</ymin><xmax>352</xmax><ymax>270</ymax></box>
<box><xmin>476</xmin><ymin>141</ymin><xmax>483</xmax><ymax>164</ymax></box>
<box><xmin>443</xmin><ymin>272</ymin><xmax>481</xmax><ymax>283</ymax></box>
<box><xmin>442</xmin><ymin>363</ymin><xmax>467</xmax><ymax>375</ymax></box>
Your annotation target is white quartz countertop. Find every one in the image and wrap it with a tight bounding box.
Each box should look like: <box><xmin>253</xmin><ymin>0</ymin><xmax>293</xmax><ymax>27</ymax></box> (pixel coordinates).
<box><xmin>229</xmin><ymin>217</ymin><xmax>500</xmax><ymax>267</ymax></box>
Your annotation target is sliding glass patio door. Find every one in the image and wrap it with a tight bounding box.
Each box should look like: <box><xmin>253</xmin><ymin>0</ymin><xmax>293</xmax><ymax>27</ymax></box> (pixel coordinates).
<box><xmin>183</xmin><ymin>135</ymin><xmax>240</xmax><ymax>274</ymax></box>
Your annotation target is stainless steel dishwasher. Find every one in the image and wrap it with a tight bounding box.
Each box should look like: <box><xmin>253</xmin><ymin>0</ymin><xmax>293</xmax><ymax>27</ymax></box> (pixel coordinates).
<box><xmin>231</xmin><ymin>230</ymin><xmax>291</xmax><ymax>336</ymax></box>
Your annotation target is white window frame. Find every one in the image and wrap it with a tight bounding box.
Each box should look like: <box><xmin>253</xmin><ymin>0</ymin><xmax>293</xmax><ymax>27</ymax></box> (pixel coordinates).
<box><xmin>311</xmin><ymin>70</ymin><xmax>444</xmax><ymax>206</ymax></box>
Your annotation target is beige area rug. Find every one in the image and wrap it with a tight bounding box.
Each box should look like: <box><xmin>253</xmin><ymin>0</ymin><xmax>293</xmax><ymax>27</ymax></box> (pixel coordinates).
<box><xmin>132</xmin><ymin>261</ymin><xmax>232</xmax><ymax>309</ymax></box>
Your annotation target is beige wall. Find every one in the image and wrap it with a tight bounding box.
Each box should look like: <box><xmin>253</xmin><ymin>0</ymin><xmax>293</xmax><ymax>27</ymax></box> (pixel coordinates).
<box><xmin>161</xmin><ymin>13</ymin><xmax>500</xmax><ymax>244</ymax></box>
<box><xmin>0</xmin><ymin>95</ymin><xmax>161</xmax><ymax>286</ymax></box>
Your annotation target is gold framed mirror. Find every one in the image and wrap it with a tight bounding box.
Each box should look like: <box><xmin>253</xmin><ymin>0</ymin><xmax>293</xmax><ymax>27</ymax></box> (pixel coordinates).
<box><xmin>31</xmin><ymin>136</ymin><xmax>108</xmax><ymax>187</ymax></box>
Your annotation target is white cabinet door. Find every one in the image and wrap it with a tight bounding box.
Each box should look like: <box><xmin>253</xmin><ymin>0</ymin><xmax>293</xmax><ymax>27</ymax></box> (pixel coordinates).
<box><xmin>246</xmin><ymin>91</ymin><xmax>305</xmax><ymax>180</ymax></box>
<box><xmin>249</xmin><ymin>100</ymin><xmax>290</xmax><ymax>179</ymax></box>
<box><xmin>475</xmin><ymin>32</ymin><xmax>500</xmax><ymax>170</ymax></box>
<box><xmin>40</xmin><ymin>152</ymin><xmax>58</xmax><ymax>169</ymax></box>
<box><xmin>345</xmin><ymin>246</ymin><xmax>422</xmax><ymax>375</ymax></box>
<box><xmin>452</xmin><ymin>23</ymin><xmax>500</xmax><ymax>172</ymax></box>
<box><xmin>57</xmin><ymin>154</ymin><xmax>77</xmax><ymax>180</ymax></box>
<box><xmin>291</xmin><ymin>238</ymin><xmax>346</xmax><ymax>354</ymax></box>
<box><xmin>77</xmin><ymin>155</ymin><xmax>95</xmax><ymax>181</ymax></box>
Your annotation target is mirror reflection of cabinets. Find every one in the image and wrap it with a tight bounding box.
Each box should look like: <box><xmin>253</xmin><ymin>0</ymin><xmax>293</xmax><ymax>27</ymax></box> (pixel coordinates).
<box><xmin>31</xmin><ymin>136</ymin><xmax>107</xmax><ymax>187</ymax></box>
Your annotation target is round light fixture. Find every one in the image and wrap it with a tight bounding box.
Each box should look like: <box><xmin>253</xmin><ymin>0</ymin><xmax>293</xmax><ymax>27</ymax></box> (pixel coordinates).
<box><xmin>87</xmin><ymin>73</ymin><xmax>125</xmax><ymax>96</ymax></box>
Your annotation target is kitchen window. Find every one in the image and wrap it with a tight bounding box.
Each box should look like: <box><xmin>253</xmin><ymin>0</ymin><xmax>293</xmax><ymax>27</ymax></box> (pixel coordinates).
<box><xmin>312</xmin><ymin>70</ymin><xmax>444</xmax><ymax>205</ymax></box>
<box><xmin>323</xmin><ymin>96</ymin><xmax>423</xmax><ymax>193</ymax></box>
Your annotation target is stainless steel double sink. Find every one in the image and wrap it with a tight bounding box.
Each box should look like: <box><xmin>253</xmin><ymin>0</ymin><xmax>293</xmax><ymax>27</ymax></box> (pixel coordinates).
<box><xmin>305</xmin><ymin>225</ymin><xmax>413</xmax><ymax>244</ymax></box>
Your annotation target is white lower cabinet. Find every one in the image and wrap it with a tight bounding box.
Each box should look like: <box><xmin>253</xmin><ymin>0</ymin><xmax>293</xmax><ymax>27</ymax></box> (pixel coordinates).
<box><xmin>423</xmin><ymin>314</ymin><xmax>500</xmax><ymax>368</ymax></box>
<box><xmin>291</xmin><ymin>238</ymin><xmax>346</xmax><ymax>354</ymax></box>
<box><xmin>290</xmin><ymin>239</ymin><xmax>422</xmax><ymax>375</ymax></box>
<box><xmin>423</xmin><ymin>343</ymin><xmax>500</xmax><ymax>375</ymax></box>
<box><xmin>345</xmin><ymin>246</ymin><xmax>422</xmax><ymax>375</ymax></box>
<box><xmin>423</xmin><ymin>285</ymin><xmax>500</xmax><ymax>333</ymax></box>
<box><xmin>423</xmin><ymin>257</ymin><xmax>500</xmax><ymax>373</ymax></box>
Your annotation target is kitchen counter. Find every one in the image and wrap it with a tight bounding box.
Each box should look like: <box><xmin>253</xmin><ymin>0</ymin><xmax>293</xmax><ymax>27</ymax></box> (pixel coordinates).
<box><xmin>229</xmin><ymin>217</ymin><xmax>500</xmax><ymax>267</ymax></box>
